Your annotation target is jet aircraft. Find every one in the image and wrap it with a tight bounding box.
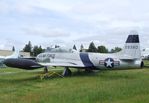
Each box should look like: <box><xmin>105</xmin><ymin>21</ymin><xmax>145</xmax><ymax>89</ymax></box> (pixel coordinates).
<box><xmin>4</xmin><ymin>33</ymin><xmax>144</xmax><ymax>76</ymax></box>
<box><xmin>142</xmin><ymin>48</ymin><xmax>149</xmax><ymax>59</ymax></box>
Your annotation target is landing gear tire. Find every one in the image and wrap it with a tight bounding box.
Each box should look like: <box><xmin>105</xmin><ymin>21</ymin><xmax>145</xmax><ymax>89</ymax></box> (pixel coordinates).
<box><xmin>62</xmin><ymin>67</ymin><xmax>72</xmax><ymax>77</ymax></box>
<box><xmin>140</xmin><ymin>61</ymin><xmax>144</xmax><ymax>68</ymax></box>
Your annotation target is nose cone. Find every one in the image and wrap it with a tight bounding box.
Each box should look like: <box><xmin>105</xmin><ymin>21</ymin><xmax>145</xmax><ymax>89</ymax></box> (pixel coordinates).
<box><xmin>4</xmin><ymin>58</ymin><xmax>43</xmax><ymax>70</ymax></box>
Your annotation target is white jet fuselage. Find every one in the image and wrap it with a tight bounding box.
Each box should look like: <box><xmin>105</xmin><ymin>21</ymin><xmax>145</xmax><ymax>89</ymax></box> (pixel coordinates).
<box><xmin>36</xmin><ymin>52</ymin><xmax>142</xmax><ymax>70</ymax></box>
<box><xmin>36</xmin><ymin>34</ymin><xmax>143</xmax><ymax>70</ymax></box>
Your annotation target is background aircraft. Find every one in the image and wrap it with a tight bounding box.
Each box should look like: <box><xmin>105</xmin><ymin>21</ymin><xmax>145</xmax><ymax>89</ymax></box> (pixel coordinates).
<box><xmin>4</xmin><ymin>33</ymin><xmax>143</xmax><ymax>76</ymax></box>
<box><xmin>142</xmin><ymin>48</ymin><xmax>149</xmax><ymax>59</ymax></box>
<box><xmin>0</xmin><ymin>50</ymin><xmax>19</xmax><ymax>67</ymax></box>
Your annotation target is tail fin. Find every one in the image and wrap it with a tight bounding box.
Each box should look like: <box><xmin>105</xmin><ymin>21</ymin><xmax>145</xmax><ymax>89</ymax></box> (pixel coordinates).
<box><xmin>120</xmin><ymin>32</ymin><xmax>141</xmax><ymax>59</ymax></box>
<box><xmin>5</xmin><ymin>50</ymin><xmax>20</xmax><ymax>59</ymax></box>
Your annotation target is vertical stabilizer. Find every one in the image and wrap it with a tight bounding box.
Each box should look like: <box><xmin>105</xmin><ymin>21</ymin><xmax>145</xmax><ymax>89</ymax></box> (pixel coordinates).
<box><xmin>120</xmin><ymin>32</ymin><xmax>141</xmax><ymax>59</ymax></box>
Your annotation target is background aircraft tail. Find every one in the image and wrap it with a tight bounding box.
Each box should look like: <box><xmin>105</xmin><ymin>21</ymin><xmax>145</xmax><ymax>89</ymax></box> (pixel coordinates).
<box><xmin>119</xmin><ymin>32</ymin><xmax>141</xmax><ymax>59</ymax></box>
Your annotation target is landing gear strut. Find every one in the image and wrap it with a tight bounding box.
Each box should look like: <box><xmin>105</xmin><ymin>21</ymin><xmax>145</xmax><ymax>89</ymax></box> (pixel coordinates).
<box><xmin>44</xmin><ymin>66</ymin><xmax>48</xmax><ymax>73</ymax></box>
<box><xmin>62</xmin><ymin>67</ymin><xmax>72</xmax><ymax>77</ymax></box>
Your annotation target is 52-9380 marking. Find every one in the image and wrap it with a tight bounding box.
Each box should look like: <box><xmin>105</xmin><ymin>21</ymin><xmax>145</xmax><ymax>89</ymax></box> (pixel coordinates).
<box><xmin>125</xmin><ymin>45</ymin><xmax>138</xmax><ymax>49</ymax></box>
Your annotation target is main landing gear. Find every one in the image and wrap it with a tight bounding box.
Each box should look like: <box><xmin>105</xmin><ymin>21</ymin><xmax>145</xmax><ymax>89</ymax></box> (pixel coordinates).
<box><xmin>140</xmin><ymin>61</ymin><xmax>144</xmax><ymax>68</ymax></box>
<box><xmin>62</xmin><ymin>67</ymin><xmax>72</xmax><ymax>77</ymax></box>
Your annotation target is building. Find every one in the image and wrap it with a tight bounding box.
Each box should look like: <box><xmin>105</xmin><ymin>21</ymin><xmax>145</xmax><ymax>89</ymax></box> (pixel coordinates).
<box><xmin>0</xmin><ymin>50</ymin><xmax>30</xmax><ymax>58</ymax></box>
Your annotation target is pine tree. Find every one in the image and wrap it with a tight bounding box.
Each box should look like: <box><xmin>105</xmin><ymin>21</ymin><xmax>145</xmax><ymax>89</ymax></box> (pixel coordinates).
<box><xmin>97</xmin><ymin>45</ymin><xmax>108</xmax><ymax>53</ymax></box>
<box><xmin>80</xmin><ymin>44</ymin><xmax>84</xmax><ymax>52</ymax></box>
<box><xmin>12</xmin><ymin>46</ymin><xmax>15</xmax><ymax>51</ymax></box>
<box><xmin>73</xmin><ymin>45</ymin><xmax>77</xmax><ymax>50</ymax></box>
<box><xmin>23</xmin><ymin>41</ymin><xmax>32</xmax><ymax>55</ymax></box>
<box><xmin>32</xmin><ymin>45</ymin><xmax>43</xmax><ymax>56</ymax></box>
<box><xmin>110</xmin><ymin>47</ymin><xmax>122</xmax><ymax>53</ymax></box>
<box><xmin>87</xmin><ymin>42</ymin><xmax>97</xmax><ymax>52</ymax></box>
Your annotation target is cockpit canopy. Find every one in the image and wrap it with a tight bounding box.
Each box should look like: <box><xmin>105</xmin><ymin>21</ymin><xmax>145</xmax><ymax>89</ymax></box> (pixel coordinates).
<box><xmin>45</xmin><ymin>47</ymin><xmax>78</xmax><ymax>53</ymax></box>
<box><xmin>36</xmin><ymin>47</ymin><xmax>78</xmax><ymax>62</ymax></box>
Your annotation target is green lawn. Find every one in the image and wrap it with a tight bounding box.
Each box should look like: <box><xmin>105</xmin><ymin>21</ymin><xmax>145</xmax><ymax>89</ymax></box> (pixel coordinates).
<box><xmin>0</xmin><ymin>61</ymin><xmax>149</xmax><ymax>103</ymax></box>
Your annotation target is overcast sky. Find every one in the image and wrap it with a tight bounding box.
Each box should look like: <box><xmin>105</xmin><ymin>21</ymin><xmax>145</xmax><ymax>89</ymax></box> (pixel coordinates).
<box><xmin>0</xmin><ymin>0</ymin><xmax>149</xmax><ymax>50</ymax></box>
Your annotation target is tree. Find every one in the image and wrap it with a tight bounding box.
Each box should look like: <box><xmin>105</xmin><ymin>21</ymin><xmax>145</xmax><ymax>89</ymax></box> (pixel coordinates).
<box><xmin>32</xmin><ymin>46</ymin><xmax>38</xmax><ymax>56</ymax></box>
<box><xmin>80</xmin><ymin>44</ymin><xmax>84</xmax><ymax>52</ymax></box>
<box><xmin>110</xmin><ymin>47</ymin><xmax>122</xmax><ymax>53</ymax></box>
<box><xmin>73</xmin><ymin>45</ymin><xmax>77</xmax><ymax>50</ymax></box>
<box><xmin>97</xmin><ymin>45</ymin><xmax>108</xmax><ymax>53</ymax></box>
<box><xmin>23</xmin><ymin>41</ymin><xmax>32</xmax><ymax>55</ymax></box>
<box><xmin>32</xmin><ymin>45</ymin><xmax>43</xmax><ymax>56</ymax></box>
<box><xmin>12</xmin><ymin>46</ymin><xmax>15</xmax><ymax>51</ymax></box>
<box><xmin>87</xmin><ymin>42</ymin><xmax>97</xmax><ymax>52</ymax></box>
<box><xmin>55</xmin><ymin>45</ymin><xmax>60</xmax><ymax>48</ymax></box>
<box><xmin>38</xmin><ymin>45</ymin><xmax>43</xmax><ymax>54</ymax></box>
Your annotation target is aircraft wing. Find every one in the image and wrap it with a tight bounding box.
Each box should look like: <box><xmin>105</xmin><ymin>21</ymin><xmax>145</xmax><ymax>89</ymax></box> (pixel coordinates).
<box><xmin>38</xmin><ymin>62</ymin><xmax>85</xmax><ymax>68</ymax></box>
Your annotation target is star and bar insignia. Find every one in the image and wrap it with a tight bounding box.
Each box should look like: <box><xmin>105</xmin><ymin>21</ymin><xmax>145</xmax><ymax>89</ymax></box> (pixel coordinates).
<box><xmin>99</xmin><ymin>58</ymin><xmax>120</xmax><ymax>68</ymax></box>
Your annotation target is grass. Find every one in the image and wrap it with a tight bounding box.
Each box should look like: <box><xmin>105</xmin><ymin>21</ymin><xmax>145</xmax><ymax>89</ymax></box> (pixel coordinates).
<box><xmin>0</xmin><ymin>61</ymin><xmax>149</xmax><ymax>103</ymax></box>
